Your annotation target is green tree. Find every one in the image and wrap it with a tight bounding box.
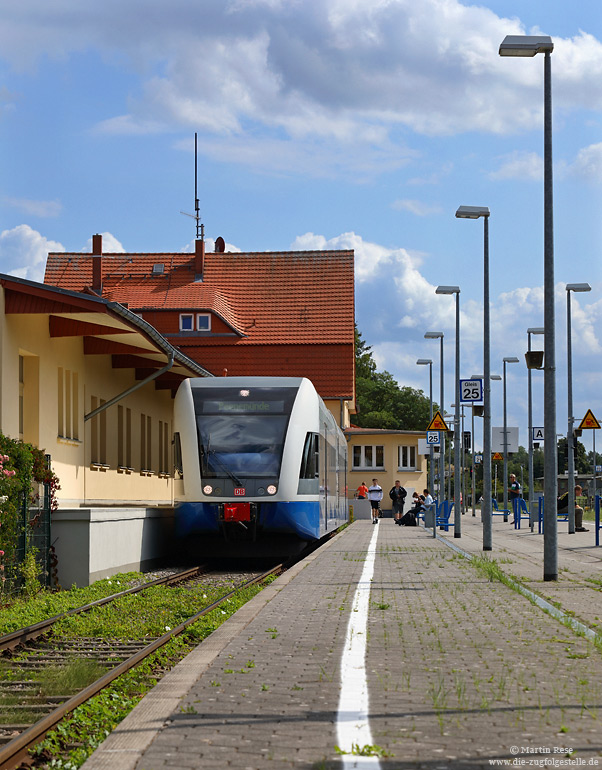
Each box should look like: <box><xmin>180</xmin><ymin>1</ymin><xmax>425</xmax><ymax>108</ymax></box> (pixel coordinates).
<box><xmin>354</xmin><ymin>327</ymin><xmax>434</xmax><ymax>430</ymax></box>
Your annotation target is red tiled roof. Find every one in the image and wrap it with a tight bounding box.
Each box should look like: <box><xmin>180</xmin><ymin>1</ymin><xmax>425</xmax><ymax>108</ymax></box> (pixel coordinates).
<box><xmin>44</xmin><ymin>246</ymin><xmax>355</xmax><ymax>399</ymax></box>
<box><xmin>44</xmin><ymin>249</ymin><xmax>354</xmax><ymax>344</ymax></box>
<box><xmin>177</xmin><ymin>342</ymin><xmax>354</xmax><ymax>399</ymax></box>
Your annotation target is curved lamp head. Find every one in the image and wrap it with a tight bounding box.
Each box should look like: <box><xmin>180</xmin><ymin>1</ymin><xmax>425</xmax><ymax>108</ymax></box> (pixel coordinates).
<box><xmin>455</xmin><ymin>205</ymin><xmax>490</xmax><ymax>219</ymax></box>
<box><xmin>499</xmin><ymin>35</ymin><xmax>553</xmax><ymax>56</ymax></box>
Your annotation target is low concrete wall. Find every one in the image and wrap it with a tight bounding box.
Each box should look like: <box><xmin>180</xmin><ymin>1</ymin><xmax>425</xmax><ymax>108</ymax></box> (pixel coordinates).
<box><xmin>52</xmin><ymin>507</ymin><xmax>175</xmax><ymax>587</ymax></box>
<box><xmin>352</xmin><ymin>499</ymin><xmax>372</xmax><ymax>519</ymax></box>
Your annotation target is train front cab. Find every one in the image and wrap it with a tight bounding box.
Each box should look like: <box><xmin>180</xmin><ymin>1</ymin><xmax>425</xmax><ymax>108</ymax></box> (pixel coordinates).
<box><xmin>173</xmin><ymin>377</ymin><xmax>347</xmax><ymax>554</ymax></box>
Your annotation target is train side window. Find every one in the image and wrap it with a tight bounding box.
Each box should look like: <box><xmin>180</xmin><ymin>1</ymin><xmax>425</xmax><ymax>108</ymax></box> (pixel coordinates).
<box><xmin>299</xmin><ymin>432</ymin><xmax>319</xmax><ymax>479</ymax></box>
<box><xmin>173</xmin><ymin>432</ymin><xmax>183</xmax><ymax>476</ymax></box>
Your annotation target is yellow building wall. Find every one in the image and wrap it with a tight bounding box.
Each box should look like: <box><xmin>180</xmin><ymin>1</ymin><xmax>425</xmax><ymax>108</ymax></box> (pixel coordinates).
<box><xmin>0</xmin><ymin>308</ymin><xmax>178</xmax><ymax>507</ymax></box>
<box><xmin>324</xmin><ymin>398</ymin><xmax>353</xmax><ymax>429</ymax></box>
<box><xmin>347</xmin><ymin>432</ymin><xmax>428</xmax><ymax>508</ymax></box>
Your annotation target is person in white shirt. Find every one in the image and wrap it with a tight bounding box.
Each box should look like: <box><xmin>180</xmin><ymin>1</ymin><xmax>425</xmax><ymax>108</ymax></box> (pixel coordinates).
<box><xmin>368</xmin><ymin>478</ymin><xmax>383</xmax><ymax>524</ymax></box>
<box><xmin>421</xmin><ymin>488</ymin><xmax>435</xmax><ymax>517</ymax></box>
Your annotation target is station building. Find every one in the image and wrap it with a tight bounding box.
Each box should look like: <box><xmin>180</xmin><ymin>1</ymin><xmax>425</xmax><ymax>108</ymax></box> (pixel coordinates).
<box><xmin>345</xmin><ymin>427</ymin><xmax>428</xmax><ymax>517</ymax></box>
<box><xmin>44</xmin><ymin>235</ymin><xmax>356</xmax><ymax>430</ymax></box>
<box><xmin>0</xmin><ymin>273</ymin><xmax>210</xmax><ymax>585</ymax></box>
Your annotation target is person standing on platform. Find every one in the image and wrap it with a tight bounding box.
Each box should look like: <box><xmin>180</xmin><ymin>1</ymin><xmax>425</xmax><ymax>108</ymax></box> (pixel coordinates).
<box><xmin>356</xmin><ymin>482</ymin><xmax>369</xmax><ymax>499</ymax></box>
<box><xmin>508</xmin><ymin>474</ymin><xmax>521</xmax><ymax>503</ymax></box>
<box><xmin>368</xmin><ymin>479</ymin><xmax>383</xmax><ymax>524</ymax></box>
<box><xmin>389</xmin><ymin>480</ymin><xmax>407</xmax><ymax>525</ymax></box>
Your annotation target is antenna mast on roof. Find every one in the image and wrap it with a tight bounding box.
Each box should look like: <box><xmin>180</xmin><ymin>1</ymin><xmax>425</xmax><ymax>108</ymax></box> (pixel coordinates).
<box><xmin>180</xmin><ymin>132</ymin><xmax>204</xmax><ymax>242</ymax></box>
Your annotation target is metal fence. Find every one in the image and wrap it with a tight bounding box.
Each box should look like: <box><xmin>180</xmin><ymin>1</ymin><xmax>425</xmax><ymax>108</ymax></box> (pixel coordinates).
<box><xmin>2</xmin><ymin>476</ymin><xmax>52</xmax><ymax>601</ymax></box>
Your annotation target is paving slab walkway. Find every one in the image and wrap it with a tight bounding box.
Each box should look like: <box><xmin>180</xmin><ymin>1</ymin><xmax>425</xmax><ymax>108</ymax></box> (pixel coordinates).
<box><xmin>81</xmin><ymin>519</ymin><xmax>602</xmax><ymax>770</ymax></box>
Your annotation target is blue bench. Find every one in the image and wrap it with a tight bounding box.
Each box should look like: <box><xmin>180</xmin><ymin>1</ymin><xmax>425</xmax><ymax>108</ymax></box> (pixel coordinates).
<box><xmin>512</xmin><ymin>498</ymin><xmax>530</xmax><ymax>529</ymax></box>
<box><xmin>537</xmin><ymin>496</ymin><xmax>568</xmax><ymax>534</ymax></box>
<box><xmin>492</xmin><ymin>497</ymin><xmax>511</xmax><ymax>521</ymax></box>
<box><xmin>435</xmin><ymin>499</ymin><xmax>453</xmax><ymax>531</ymax></box>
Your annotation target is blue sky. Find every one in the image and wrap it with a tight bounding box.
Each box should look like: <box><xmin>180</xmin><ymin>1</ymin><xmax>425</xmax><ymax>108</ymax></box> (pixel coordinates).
<box><xmin>1</xmin><ymin>0</ymin><xmax>602</xmax><ymax>453</ymax></box>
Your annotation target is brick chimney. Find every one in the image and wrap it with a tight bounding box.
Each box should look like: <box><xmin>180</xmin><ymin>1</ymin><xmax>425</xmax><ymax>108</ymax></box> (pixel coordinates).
<box><xmin>194</xmin><ymin>238</ymin><xmax>205</xmax><ymax>281</ymax></box>
<box><xmin>92</xmin><ymin>234</ymin><xmax>103</xmax><ymax>294</ymax></box>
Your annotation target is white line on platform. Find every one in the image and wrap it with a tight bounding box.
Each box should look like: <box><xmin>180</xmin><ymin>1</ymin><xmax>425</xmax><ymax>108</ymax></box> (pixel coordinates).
<box><xmin>336</xmin><ymin>521</ymin><xmax>381</xmax><ymax>769</ymax></box>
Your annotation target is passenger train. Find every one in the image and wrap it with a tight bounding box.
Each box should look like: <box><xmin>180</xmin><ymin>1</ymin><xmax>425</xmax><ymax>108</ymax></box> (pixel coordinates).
<box><xmin>173</xmin><ymin>377</ymin><xmax>348</xmax><ymax>554</ymax></box>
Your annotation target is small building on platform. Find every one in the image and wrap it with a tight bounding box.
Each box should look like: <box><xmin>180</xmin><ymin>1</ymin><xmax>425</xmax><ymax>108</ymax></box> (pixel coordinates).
<box><xmin>345</xmin><ymin>427</ymin><xmax>428</xmax><ymax>515</ymax></box>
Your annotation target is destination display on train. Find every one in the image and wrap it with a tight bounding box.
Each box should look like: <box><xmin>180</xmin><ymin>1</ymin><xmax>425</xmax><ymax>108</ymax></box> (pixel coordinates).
<box><xmin>203</xmin><ymin>400</ymin><xmax>285</xmax><ymax>414</ymax></box>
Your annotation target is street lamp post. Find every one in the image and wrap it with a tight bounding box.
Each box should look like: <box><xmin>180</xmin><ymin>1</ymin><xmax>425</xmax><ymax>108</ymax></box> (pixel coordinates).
<box><xmin>425</xmin><ymin>332</ymin><xmax>444</xmax><ymax>500</ymax></box>
<box><xmin>500</xmin><ymin>34</ymin><xmax>557</xmax><ymax>580</ymax></box>
<box><xmin>417</xmin><ymin>358</ymin><xmax>435</xmax><ymax>496</ymax></box>
<box><xmin>527</xmin><ymin>327</ymin><xmax>545</xmax><ymax>529</ymax></box>
<box><xmin>436</xmin><ymin>285</ymin><xmax>461</xmax><ymax>538</ymax></box>
<box><xmin>567</xmin><ymin>283</ymin><xmax>591</xmax><ymax>533</ymax></box>
<box><xmin>456</xmin><ymin>205</ymin><xmax>491</xmax><ymax>549</ymax></box>
<box><xmin>502</xmin><ymin>357</ymin><xmax>520</xmax><ymax>521</ymax></box>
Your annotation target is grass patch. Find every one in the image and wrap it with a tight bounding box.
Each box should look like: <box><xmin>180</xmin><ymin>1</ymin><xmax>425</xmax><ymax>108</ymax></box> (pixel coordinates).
<box><xmin>32</xmin><ymin>579</ymin><xmax>268</xmax><ymax>768</ymax></box>
<box><xmin>37</xmin><ymin>658</ymin><xmax>108</xmax><ymax>696</ymax></box>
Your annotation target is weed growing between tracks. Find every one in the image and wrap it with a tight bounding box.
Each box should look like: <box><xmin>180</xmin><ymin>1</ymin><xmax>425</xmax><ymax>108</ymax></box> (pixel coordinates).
<box><xmin>31</xmin><ymin>580</ymin><xmax>270</xmax><ymax>769</ymax></box>
<box><xmin>0</xmin><ymin>572</ymin><xmax>147</xmax><ymax>634</ymax></box>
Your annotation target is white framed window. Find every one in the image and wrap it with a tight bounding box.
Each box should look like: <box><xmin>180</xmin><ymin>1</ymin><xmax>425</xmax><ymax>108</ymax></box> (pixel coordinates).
<box><xmin>352</xmin><ymin>445</ymin><xmax>384</xmax><ymax>470</ymax></box>
<box><xmin>196</xmin><ymin>313</ymin><xmax>211</xmax><ymax>331</ymax></box>
<box><xmin>398</xmin><ymin>445</ymin><xmax>416</xmax><ymax>470</ymax></box>
<box><xmin>179</xmin><ymin>313</ymin><xmax>194</xmax><ymax>332</ymax></box>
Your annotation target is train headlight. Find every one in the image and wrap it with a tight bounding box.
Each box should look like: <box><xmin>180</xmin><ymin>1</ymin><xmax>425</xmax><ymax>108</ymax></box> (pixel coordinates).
<box><xmin>203</xmin><ymin>484</ymin><xmax>213</xmax><ymax>495</ymax></box>
<box><xmin>267</xmin><ymin>484</ymin><xmax>277</xmax><ymax>495</ymax></box>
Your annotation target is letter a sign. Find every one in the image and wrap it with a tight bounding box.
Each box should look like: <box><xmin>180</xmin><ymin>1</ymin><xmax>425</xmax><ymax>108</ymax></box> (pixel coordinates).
<box><xmin>579</xmin><ymin>409</ymin><xmax>601</xmax><ymax>430</ymax></box>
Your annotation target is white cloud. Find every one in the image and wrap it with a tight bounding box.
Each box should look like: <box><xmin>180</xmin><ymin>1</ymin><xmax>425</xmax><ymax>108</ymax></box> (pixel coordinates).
<box><xmin>3</xmin><ymin>0</ymin><xmax>601</xmax><ymax>159</ymax></box>
<box><xmin>391</xmin><ymin>199</ymin><xmax>442</xmax><ymax>216</ymax></box>
<box><xmin>568</xmin><ymin>142</ymin><xmax>602</xmax><ymax>182</ymax></box>
<box><xmin>3</xmin><ymin>197</ymin><xmax>62</xmax><ymax>218</ymax></box>
<box><xmin>82</xmin><ymin>232</ymin><xmax>125</xmax><ymax>253</ymax></box>
<box><xmin>489</xmin><ymin>151</ymin><xmax>543</xmax><ymax>181</ymax></box>
<box><xmin>291</xmin><ymin>231</ymin><xmax>416</xmax><ymax>284</ymax></box>
<box><xmin>0</xmin><ymin>224</ymin><xmax>64</xmax><ymax>282</ymax></box>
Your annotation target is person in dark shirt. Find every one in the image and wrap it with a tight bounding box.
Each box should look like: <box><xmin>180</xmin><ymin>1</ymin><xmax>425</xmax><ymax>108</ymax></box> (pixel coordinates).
<box><xmin>389</xmin><ymin>480</ymin><xmax>407</xmax><ymax>525</ymax></box>
<box><xmin>557</xmin><ymin>484</ymin><xmax>588</xmax><ymax>532</ymax></box>
<box><xmin>508</xmin><ymin>474</ymin><xmax>521</xmax><ymax>501</ymax></box>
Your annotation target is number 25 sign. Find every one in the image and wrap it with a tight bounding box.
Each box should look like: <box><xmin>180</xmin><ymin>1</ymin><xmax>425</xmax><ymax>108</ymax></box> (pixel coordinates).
<box><xmin>460</xmin><ymin>379</ymin><xmax>483</xmax><ymax>404</ymax></box>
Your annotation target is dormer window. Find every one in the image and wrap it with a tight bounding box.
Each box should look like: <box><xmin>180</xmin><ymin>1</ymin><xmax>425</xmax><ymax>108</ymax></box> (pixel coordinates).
<box><xmin>179</xmin><ymin>313</ymin><xmax>211</xmax><ymax>332</ymax></box>
<box><xmin>152</xmin><ymin>263</ymin><xmax>165</xmax><ymax>276</ymax></box>
<box><xmin>179</xmin><ymin>314</ymin><xmax>194</xmax><ymax>331</ymax></box>
<box><xmin>197</xmin><ymin>313</ymin><xmax>211</xmax><ymax>331</ymax></box>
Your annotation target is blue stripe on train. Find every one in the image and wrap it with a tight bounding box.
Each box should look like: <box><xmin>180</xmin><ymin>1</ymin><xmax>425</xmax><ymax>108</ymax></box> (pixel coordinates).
<box><xmin>175</xmin><ymin>500</ymin><xmax>321</xmax><ymax>540</ymax></box>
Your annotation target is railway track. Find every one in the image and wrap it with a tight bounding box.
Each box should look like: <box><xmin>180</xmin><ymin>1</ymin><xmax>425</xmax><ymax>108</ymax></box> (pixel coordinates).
<box><xmin>0</xmin><ymin>563</ymin><xmax>283</xmax><ymax>770</ymax></box>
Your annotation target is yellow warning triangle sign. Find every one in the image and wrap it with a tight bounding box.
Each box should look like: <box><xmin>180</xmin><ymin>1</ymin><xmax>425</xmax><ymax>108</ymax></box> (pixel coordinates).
<box><xmin>579</xmin><ymin>409</ymin><xmax>601</xmax><ymax>430</ymax></box>
<box><xmin>492</xmin><ymin>452</ymin><xmax>503</xmax><ymax>461</ymax></box>
<box><xmin>426</xmin><ymin>410</ymin><xmax>449</xmax><ymax>431</ymax></box>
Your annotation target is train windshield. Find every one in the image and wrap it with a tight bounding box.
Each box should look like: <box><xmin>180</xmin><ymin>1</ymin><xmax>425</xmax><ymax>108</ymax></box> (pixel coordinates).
<box><xmin>191</xmin><ymin>386</ymin><xmax>298</xmax><ymax>480</ymax></box>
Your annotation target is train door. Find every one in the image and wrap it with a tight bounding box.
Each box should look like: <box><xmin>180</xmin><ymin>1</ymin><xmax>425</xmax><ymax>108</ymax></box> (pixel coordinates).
<box><xmin>320</xmin><ymin>423</ymin><xmax>328</xmax><ymax>528</ymax></box>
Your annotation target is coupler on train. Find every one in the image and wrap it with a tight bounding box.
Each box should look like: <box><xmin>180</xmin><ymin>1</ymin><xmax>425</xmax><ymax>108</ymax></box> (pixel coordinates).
<box><xmin>219</xmin><ymin>501</ymin><xmax>258</xmax><ymax>541</ymax></box>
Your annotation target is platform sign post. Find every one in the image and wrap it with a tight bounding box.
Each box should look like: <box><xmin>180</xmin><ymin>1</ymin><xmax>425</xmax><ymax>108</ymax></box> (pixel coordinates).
<box><xmin>426</xmin><ymin>431</ymin><xmax>441</xmax><ymax>446</ymax></box>
<box><xmin>424</xmin><ymin>412</ymin><xmax>449</xmax><ymax>539</ymax></box>
<box><xmin>532</xmin><ymin>427</ymin><xmax>545</xmax><ymax>443</ymax></box>
<box><xmin>579</xmin><ymin>410</ymin><xmax>601</xmax><ymax>505</ymax></box>
<box><xmin>459</xmin><ymin>378</ymin><xmax>483</xmax><ymax>405</ymax></box>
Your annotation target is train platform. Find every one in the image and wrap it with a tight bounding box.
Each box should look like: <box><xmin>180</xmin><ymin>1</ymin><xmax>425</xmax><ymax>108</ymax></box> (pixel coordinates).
<box><xmin>81</xmin><ymin>515</ymin><xmax>602</xmax><ymax>770</ymax></box>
